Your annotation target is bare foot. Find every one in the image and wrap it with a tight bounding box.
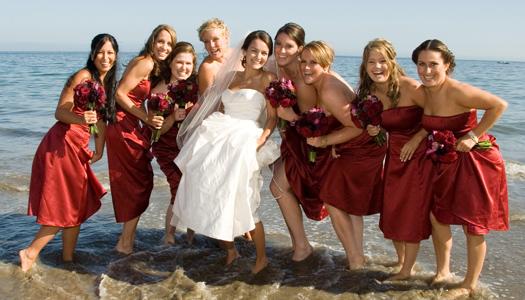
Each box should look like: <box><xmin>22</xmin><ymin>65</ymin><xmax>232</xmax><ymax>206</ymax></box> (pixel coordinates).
<box><xmin>19</xmin><ymin>249</ymin><xmax>36</xmax><ymax>272</ymax></box>
<box><xmin>115</xmin><ymin>241</ymin><xmax>133</xmax><ymax>255</ymax></box>
<box><xmin>291</xmin><ymin>244</ymin><xmax>313</xmax><ymax>262</ymax></box>
<box><xmin>162</xmin><ymin>234</ymin><xmax>175</xmax><ymax>246</ymax></box>
<box><xmin>225</xmin><ymin>248</ymin><xmax>240</xmax><ymax>265</ymax></box>
<box><xmin>386</xmin><ymin>271</ymin><xmax>412</xmax><ymax>281</ymax></box>
<box><xmin>441</xmin><ymin>287</ymin><xmax>471</xmax><ymax>300</ymax></box>
<box><xmin>251</xmin><ymin>257</ymin><xmax>269</xmax><ymax>274</ymax></box>
<box><xmin>348</xmin><ymin>255</ymin><xmax>366</xmax><ymax>270</ymax></box>
<box><xmin>431</xmin><ymin>272</ymin><xmax>454</xmax><ymax>286</ymax></box>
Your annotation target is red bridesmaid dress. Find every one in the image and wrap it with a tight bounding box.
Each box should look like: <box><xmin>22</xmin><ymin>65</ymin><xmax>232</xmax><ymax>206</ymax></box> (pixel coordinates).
<box><xmin>380</xmin><ymin>106</ymin><xmax>433</xmax><ymax>242</ymax></box>
<box><xmin>316</xmin><ymin>115</ymin><xmax>386</xmax><ymax>215</ymax></box>
<box><xmin>28</xmin><ymin>105</ymin><xmax>106</xmax><ymax>227</ymax></box>
<box><xmin>281</xmin><ymin>119</ymin><xmax>328</xmax><ymax>221</ymax></box>
<box><xmin>422</xmin><ymin>110</ymin><xmax>509</xmax><ymax>234</ymax></box>
<box><xmin>106</xmin><ymin>79</ymin><xmax>154</xmax><ymax>222</ymax></box>
<box><xmin>151</xmin><ymin>122</ymin><xmax>182</xmax><ymax>204</ymax></box>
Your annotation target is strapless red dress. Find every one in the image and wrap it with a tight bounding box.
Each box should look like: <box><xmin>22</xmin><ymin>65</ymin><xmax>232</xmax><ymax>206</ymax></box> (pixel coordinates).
<box><xmin>422</xmin><ymin>110</ymin><xmax>508</xmax><ymax>234</ymax></box>
<box><xmin>151</xmin><ymin>123</ymin><xmax>181</xmax><ymax>205</ymax></box>
<box><xmin>316</xmin><ymin>115</ymin><xmax>386</xmax><ymax>215</ymax></box>
<box><xmin>28</xmin><ymin>105</ymin><xmax>105</xmax><ymax>227</ymax></box>
<box><xmin>379</xmin><ymin>106</ymin><xmax>433</xmax><ymax>242</ymax></box>
<box><xmin>106</xmin><ymin>79</ymin><xmax>154</xmax><ymax>222</ymax></box>
<box><xmin>281</xmin><ymin>121</ymin><xmax>328</xmax><ymax>221</ymax></box>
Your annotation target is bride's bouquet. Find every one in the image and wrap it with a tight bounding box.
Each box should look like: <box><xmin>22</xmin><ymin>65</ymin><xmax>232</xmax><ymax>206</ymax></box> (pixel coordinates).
<box><xmin>295</xmin><ymin>107</ymin><xmax>329</xmax><ymax>163</ymax></box>
<box><xmin>265</xmin><ymin>78</ymin><xmax>297</xmax><ymax>128</ymax></box>
<box><xmin>73</xmin><ymin>80</ymin><xmax>106</xmax><ymax>135</ymax></box>
<box><xmin>147</xmin><ymin>93</ymin><xmax>173</xmax><ymax>143</ymax></box>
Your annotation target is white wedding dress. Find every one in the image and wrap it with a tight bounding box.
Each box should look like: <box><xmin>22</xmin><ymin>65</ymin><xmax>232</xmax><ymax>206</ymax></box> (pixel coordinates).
<box><xmin>172</xmin><ymin>88</ymin><xmax>280</xmax><ymax>241</ymax></box>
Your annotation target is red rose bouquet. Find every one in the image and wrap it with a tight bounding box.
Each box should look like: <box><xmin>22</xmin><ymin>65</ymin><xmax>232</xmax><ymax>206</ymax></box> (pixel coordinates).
<box><xmin>73</xmin><ymin>80</ymin><xmax>106</xmax><ymax>135</ymax></box>
<box><xmin>295</xmin><ymin>107</ymin><xmax>329</xmax><ymax>163</ymax></box>
<box><xmin>426</xmin><ymin>130</ymin><xmax>458</xmax><ymax>163</ymax></box>
<box><xmin>147</xmin><ymin>92</ymin><xmax>173</xmax><ymax>143</ymax></box>
<box><xmin>351</xmin><ymin>94</ymin><xmax>386</xmax><ymax>145</ymax></box>
<box><xmin>265</xmin><ymin>78</ymin><xmax>297</xmax><ymax>128</ymax></box>
<box><xmin>167</xmin><ymin>76</ymin><xmax>198</xmax><ymax>110</ymax></box>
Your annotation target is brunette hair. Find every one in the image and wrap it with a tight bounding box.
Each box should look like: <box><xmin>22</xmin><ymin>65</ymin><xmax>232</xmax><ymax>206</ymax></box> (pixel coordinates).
<box><xmin>241</xmin><ymin>30</ymin><xmax>273</xmax><ymax>68</ymax></box>
<box><xmin>275</xmin><ymin>22</ymin><xmax>305</xmax><ymax>47</ymax></box>
<box><xmin>412</xmin><ymin>39</ymin><xmax>456</xmax><ymax>74</ymax></box>
<box><xmin>139</xmin><ymin>24</ymin><xmax>177</xmax><ymax>86</ymax></box>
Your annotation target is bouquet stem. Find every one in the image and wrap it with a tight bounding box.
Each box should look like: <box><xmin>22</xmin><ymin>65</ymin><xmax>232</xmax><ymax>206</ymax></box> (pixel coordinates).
<box><xmin>308</xmin><ymin>149</ymin><xmax>317</xmax><ymax>163</ymax></box>
<box><xmin>151</xmin><ymin>129</ymin><xmax>161</xmax><ymax>143</ymax></box>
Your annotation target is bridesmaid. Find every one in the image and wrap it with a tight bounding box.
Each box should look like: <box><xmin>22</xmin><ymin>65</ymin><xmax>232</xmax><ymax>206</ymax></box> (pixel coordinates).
<box><xmin>269</xmin><ymin>22</ymin><xmax>329</xmax><ymax>262</ymax></box>
<box><xmin>19</xmin><ymin>34</ymin><xmax>118</xmax><ymax>272</ymax></box>
<box><xmin>301</xmin><ymin>41</ymin><xmax>386</xmax><ymax>270</ymax></box>
<box><xmin>106</xmin><ymin>24</ymin><xmax>176</xmax><ymax>254</ymax></box>
<box><xmin>359</xmin><ymin>38</ymin><xmax>432</xmax><ymax>280</ymax></box>
<box><xmin>414</xmin><ymin>39</ymin><xmax>508</xmax><ymax>294</ymax></box>
<box><xmin>150</xmin><ymin>41</ymin><xmax>197</xmax><ymax>245</ymax></box>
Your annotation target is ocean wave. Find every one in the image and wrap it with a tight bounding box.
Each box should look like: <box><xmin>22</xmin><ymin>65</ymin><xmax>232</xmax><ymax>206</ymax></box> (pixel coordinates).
<box><xmin>506</xmin><ymin>160</ymin><xmax>525</xmax><ymax>180</ymax></box>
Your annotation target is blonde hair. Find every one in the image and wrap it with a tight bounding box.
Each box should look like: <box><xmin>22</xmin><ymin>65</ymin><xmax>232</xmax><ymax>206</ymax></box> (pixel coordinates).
<box><xmin>197</xmin><ymin>18</ymin><xmax>230</xmax><ymax>41</ymax></box>
<box><xmin>302</xmin><ymin>41</ymin><xmax>334</xmax><ymax>69</ymax></box>
<box><xmin>357</xmin><ymin>38</ymin><xmax>406</xmax><ymax>106</ymax></box>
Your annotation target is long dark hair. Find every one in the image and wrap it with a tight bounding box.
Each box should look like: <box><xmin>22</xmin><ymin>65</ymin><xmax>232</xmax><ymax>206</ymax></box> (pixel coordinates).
<box><xmin>241</xmin><ymin>30</ymin><xmax>273</xmax><ymax>68</ymax></box>
<box><xmin>65</xmin><ymin>33</ymin><xmax>119</xmax><ymax>123</ymax></box>
<box><xmin>89</xmin><ymin>33</ymin><xmax>119</xmax><ymax>123</ymax></box>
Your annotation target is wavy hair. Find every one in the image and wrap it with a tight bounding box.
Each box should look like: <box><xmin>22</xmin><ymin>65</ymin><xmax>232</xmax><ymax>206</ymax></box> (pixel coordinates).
<box><xmin>138</xmin><ymin>24</ymin><xmax>177</xmax><ymax>86</ymax></box>
<box><xmin>357</xmin><ymin>38</ymin><xmax>405</xmax><ymax>107</ymax></box>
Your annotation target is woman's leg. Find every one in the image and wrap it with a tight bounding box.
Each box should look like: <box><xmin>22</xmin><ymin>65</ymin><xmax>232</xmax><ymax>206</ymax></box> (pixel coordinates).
<box><xmin>163</xmin><ymin>203</ymin><xmax>176</xmax><ymax>245</ymax></box>
<box><xmin>250</xmin><ymin>221</ymin><xmax>268</xmax><ymax>273</ymax></box>
<box><xmin>430</xmin><ymin>212</ymin><xmax>453</xmax><ymax>284</ymax></box>
<box><xmin>460</xmin><ymin>228</ymin><xmax>486</xmax><ymax>291</ymax></box>
<box><xmin>62</xmin><ymin>225</ymin><xmax>80</xmax><ymax>262</ymax></box>
<box><xmin>326</xmin><ymin>205</ymin><xmax>365</xmax><ymax>269</ymax></box>
<box><xmin>116</xmin><ymin>216</ymin><xmax>140</xmax><ymax>254</ymax></box>
<box><xmin>270</xmin><ymin>160</ymin><xmax>312</xmax><ymax>261</ymax></box>
<box><xmin>19</xmin><ymin>225</ymin><xmax>61</xmax><ymax>272</ymax></box>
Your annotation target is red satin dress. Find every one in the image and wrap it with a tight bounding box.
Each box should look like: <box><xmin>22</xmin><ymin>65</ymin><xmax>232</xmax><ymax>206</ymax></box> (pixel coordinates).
<box><xmin>151</xmin><ymin>123</ymin><xmax>182</xmax><ymax>205</ymax></box>
<box><xmin>28</xmin><ymin>105</ymin><xmax>105</xmax><ymax>227</ymax></box>
<box><xmin>379</xmin><ymin>106</ymin><xmax>433</xmax><ymax>242</ymax></box>
<box><xmin>106</xmin><ymin>79</ymin><xmax>154</xmax><ymax>222</ymax></box>
<box><xmin>422</xmin><ymin>110</ymin><xmax>509</xmax><ymax>234</ymax></box>
<box><xmin>316</xmin><ymin>115</ymin><xmax>386</xmax><ymax>215</ymax></box>
<box><xmin>281</xmin><ymin>119</ymin><xmax>328</xmax><ymax>221</ymax></box>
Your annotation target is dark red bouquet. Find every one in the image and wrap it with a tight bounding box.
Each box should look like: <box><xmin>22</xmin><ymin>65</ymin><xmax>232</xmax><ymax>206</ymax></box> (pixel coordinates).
<box><xmin>351</xmin><ymin>94</ymin><xmax>386</xmax><ymax>145</ymax></box>
<box><xmin>295</xmin><ymin>107</ymin><xmax>329</xmax><ymax>163</ymax></box>
<box><xmin>265</xmin><ymin>78</ymin><xmax>297</xmax><ymax>128</ymax></box>
<box><xmin>167</xmin><ymin>76</ymin><xmax>198</xmax><ymax>110</ymax></box>
<box><xmin>73</xmin><ymin>80</ymin><xmax>106</xmax><ymax>135</ymax></box>
<box><xmin>147</xmin><ymin>93</ymin><xmax>173</xmax><ymax>143</ymax></box>
<box><xmin>426</xmin><ymin>130</ymin><xmax>458</xmax><ymax>163</ymax></box>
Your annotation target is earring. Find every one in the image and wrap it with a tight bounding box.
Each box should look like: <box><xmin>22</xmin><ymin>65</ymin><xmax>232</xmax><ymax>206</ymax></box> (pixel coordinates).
<box><xmin>241</xmin><ymin>56</ymin><xmax>246</xmax><ymax>65</ymax></box>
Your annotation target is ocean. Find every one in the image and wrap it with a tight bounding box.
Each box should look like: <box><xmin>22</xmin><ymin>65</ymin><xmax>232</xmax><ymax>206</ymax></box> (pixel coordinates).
<box><xmin>0</xmin><ymin>51</ymin><xmax>523</xmax><ymax>299</ymax></box>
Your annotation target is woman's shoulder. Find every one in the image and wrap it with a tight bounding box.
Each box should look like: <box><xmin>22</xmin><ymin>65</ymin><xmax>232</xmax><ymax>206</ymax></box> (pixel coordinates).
<box><xmin>67</xmin><ymin>69</ymin><xmax>92</xmax><ymax>88</ymax></box>
<box><xmin>399</xmin><ymin>76</ymin><xmax>420</xmax><ymax>90</ymax></box>
<box><xmin>261</xmin><ymin>70</ymin><xmax>277</xmax><ymax>83</ymax></box>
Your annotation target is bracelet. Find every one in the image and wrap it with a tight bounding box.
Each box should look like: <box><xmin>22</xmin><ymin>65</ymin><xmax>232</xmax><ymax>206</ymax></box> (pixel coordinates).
<box><xmin>467</xmin><ymin>130</ymin><xmax>479</xmax><ymax>144</ymax></box>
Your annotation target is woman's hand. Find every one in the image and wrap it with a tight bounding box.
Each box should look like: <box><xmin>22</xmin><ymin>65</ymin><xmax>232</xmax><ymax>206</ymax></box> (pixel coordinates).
<box><xmin>366</xmin><ymin>124</ymin><xmax>381</xmax><ymax>137</ymax></box>
<box><xmin>455</xmin><ymin>135</ymin><xmax>476</xmax><ymax>152</ymax></box>
<box><xmin>89</xmin><ymin>151</ymin><xmax>103</xmax><ymax>164</ymax></box>
<box><xmin>277</xmin><ymin>106</ymin><xmax>298</xmax><ymax>122</ymax></box>
<box><xmin>145</xmin><ymin>112</ymin><xmax>164</xmax><ymax>129</ymax></box>
<box><xmin>256</xmin><ymin>136</ymin><xmax>266</xmax><ymax>150</ymax></box>
<box><xmin>400</xmin><ymin>137</ymin><xmax>420</xmax><ymax>162</ymax></box>
<box><xmin>83</xmin><ymin>110</ymin><xmax>98</xmax><ymax>125</ymax></box>
<box><xmin>173</xmin><ymin>107</ymin><xmax>187</xmax><ymax>121</ymax></box>
<box><xmin>307</xmin><ymin>136</ymin><xmax>328</xmax><ymax>148</ymax></box>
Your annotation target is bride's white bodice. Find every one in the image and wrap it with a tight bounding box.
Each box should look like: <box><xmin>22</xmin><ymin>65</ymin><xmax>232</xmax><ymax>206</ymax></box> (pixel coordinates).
<box><xmin>222</xmin><ymin>89</ymin><xmax>266</xmax><ymax>125</ymax></box>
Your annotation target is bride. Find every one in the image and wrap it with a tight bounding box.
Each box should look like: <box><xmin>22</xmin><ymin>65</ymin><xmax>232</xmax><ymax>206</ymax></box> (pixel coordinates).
<box><xmin>172</xmin><ymin>30</ymin><xmax>280</xmax><ymax>274</ymax></box>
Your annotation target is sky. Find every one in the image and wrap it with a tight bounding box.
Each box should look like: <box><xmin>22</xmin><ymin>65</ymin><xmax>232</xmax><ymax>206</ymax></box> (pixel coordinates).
<box><xmin>1</xmin><ymin>0</ymin><xmax>524</xmax><ymax>61</ymax></box>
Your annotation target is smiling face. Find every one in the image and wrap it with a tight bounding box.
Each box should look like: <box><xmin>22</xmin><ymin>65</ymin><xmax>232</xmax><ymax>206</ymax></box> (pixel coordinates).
<box><xmin>244</xmin><ymin>38</ymin><xmax>270</xmax><ymax>70</ymax></box>
<box><xmin>93</xmin><ymin>40</ymin><xmax>116</xmax><ymax>76</ymax></box>
<box><xmin>366</xmin><ymin>49</ymin><xmax>390</xmax><ymax>84</ymax></box>
<box><xmin>300</xmin><ymin>48</ymin><xmax>327</xmax><ymax>85</ymax></box>
<box><xmin>153</xmin><ymin>29</ymin><xmax>173</xmax><ymax>61</ymax></box>
<box><xmin>201</xmin><ymin>28</ymin><xmax>229</xmax><ymax>61</ymax></box>
<box><xmin>170</xmin><ymin>52</ymin><xmax>194</xmax><ymax>81</ymax></box>
<box><xmin>274</xmin><ymin>32</ymin><xmax>301</xmax><ymax>68</ymax></box>
<box><xmin>417</xmin><ymin>50</ymin><xmax>450</xmax><ymax>87</ymax></box>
